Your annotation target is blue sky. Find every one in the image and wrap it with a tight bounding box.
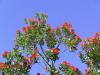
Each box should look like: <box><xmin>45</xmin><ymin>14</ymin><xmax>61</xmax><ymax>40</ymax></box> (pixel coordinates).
<box><xmin>0</xmin><ymin>0</ymin><xmax>100</xmax><ymax>74</ymax></box>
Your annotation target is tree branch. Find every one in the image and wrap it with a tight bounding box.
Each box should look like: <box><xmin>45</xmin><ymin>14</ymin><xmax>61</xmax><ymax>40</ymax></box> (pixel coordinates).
<box><xmin>38</xmin><ymin>51</ymin><xmax>51</xmax><ymax>68</ymax></box>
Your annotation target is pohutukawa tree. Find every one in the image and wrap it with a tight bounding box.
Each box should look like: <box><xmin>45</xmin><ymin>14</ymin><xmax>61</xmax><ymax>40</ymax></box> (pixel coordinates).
<box><xmin>0</xmin><ymin>13</ymin><xmax>99</xmax><ymax>75</ymax></box>
<box><xmin>80</xmin><ymin>32</ymin><xmax>100</xmax><ymax>75</ymax></box>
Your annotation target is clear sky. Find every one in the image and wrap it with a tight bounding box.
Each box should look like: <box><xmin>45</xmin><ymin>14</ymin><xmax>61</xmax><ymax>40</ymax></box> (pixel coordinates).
<box><xmin>0</xmin><ymin>0</ymin><xmax>100</xmax><ymax>75</ymax></box>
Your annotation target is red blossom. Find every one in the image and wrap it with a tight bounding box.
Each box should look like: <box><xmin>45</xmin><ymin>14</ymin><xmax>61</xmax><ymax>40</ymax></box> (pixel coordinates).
<box><xmin>0</xmin><ymin>62</ymin><xmax>9</xmax><ymax>69</ymax></box>
<box><xmin>16</xmin><ymin>30</ymin><xmax>20</xmax><ymax>34</ymax></box>
<box><xmin>30</xmin><ymin>18</ymin><xmax>35</xmax><ymax>23</ymax></box>
<box><xmin>62</xmin><ymin>61</ymin><xmax>78</xmax><ymax>73</ymax></box>
<box><xmin>76</xmin><ymin>35</ymin><xmax>82</xmax><ymax>42</ymax></box>
<box><xmin>2</xmin><ymin>51</ymin><xmax>11</xmax><ymax>57</ymax></box>
<box><xmin>29</xmin><ymin>25</ymin><xmax>35</xmax><ymax>30</ymax></box>
<box><xmin>86</xmin><ymin>33</ymin><xmax>100</xmax><ymax>45</ymax></box>
<box><xmin>62</xmin><ymin>22</ymin><xmax>72</xmax><ymax>29</ymax></box>
<box><xmin>81</xmin><ymin>43</ymin><xmax>86</xmax><ymax>48</ymax></box>
<box><xmin>47</xmin><ymin>28</ymin><xmax>55</xmax><ymax>33</ymax></box>
<box><xmin>74</xmin><ymin>72</ymin><xmax>78</xmax><ymax>75</ymax></box>
<box><xmin>30</xmin><ymin>53</ymin><xmax>38</xmax><ymax>59</ymax></box>
<box><xmin>62</xmin><ymin>61</ymin><xmax>70</xmax><ymax>66</ymax></box>
<box><xmin>51</xmin><ymin>48</ymin><xmax>60</xmax><ymax>54</ymax></box>
<box><xmin>22</xmin><ymin>25</ymin><xmax>35</xmax><ymax>33</ymax></box>
<box><xmin>88</xmin><ymin>37</ymin><xmax>94</xmax><ymax>42</ymax></box>
<box><xmin>22</xmin><ymin>27</ymin><xmax>29</xmax><ymax>33</ymax></box>
<box><xmin>70</xmin><ymin>65</ymin><xmax>78</xmax><ymax>72</ymax></box>
<box><xmin>62</xmin><ymin>22</ymin><xmax>74</xmax><ymax>33</ymax></box>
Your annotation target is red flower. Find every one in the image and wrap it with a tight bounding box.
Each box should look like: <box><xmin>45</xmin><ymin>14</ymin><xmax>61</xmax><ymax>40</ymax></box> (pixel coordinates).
<box><xmin>2</xmin><ymin>51</ymin><xmax>11</xmax><ymax>57</ymax></box>
<box><xmin>51</xmin><ymin>48</ymin><xmax>60</xmax><ymax>54</ymax></box>
<box><xmin>76</xmin><ymin>35</ymin><xmax>82</xmax><ymax>42</ymax></box>
<box><xmin>81</xmin><ymin>43</ymin><xmax>86</xmax><ymax>48</ymax></box>
<box><xmin>62</xmin><ymin>61</ymin><xmax>78</xmax><ymax>72</ymax></box>
<box><xmin>49</xmin><ymin>28</ymin><xmax>55</xmax><ymax>33</ymax></box>
<box><xmin>22</xmin><ymin>27</ymin><xmax>29</xmax><ymax>33</ymax></box>
<box><xmin>30</xmin><ymin>53</ymin><xmax>38</xmax><ymax>59</ymax></box>
<box><xmin>29</xmin><ymin>25</ymin><xmax>35</xmax><ymax>30</ymax></box>
<box><xmin>62</xmin><ymin>22</ymin><xmax>74</xmax><ymax>33</ymax></box>
<box><xmin>0</xmin><ymin>62</ymin><xmax>9</xmax><ymax>69</ymax></box>
<box><xmin>16</xmin><ymin>30</ymin><xmax>20</xmax><ymax>34</ymax></box>
<box><xmin>70</xmin><ymin>65</ymin><xmax>78</xmax><ymax>72</ymax></box>
<box><xmin>62</xmin><ymin>22</ymin><xmax>72</xmax><ymax>29</ymax></box>
<box><xmin>62</xmin><ymin>61</ymin><xmax>70</xmax><ymax>66</ymax></box>
<box><xmin>30</xmin><ymin>18</ymin><xmax>35</xmax><ymax>23</ymax></box>
<box><xmin>22</xmin><ymin>25</ymin><xmax>35</xmax><ymax>33</ymax></box>
<box><xmin>74</xmin><ymin>72</ymin><xmax>77</xmax><ymax>75</ymax></box>
<box><xmin>87</xmin><ymin>36</ymin><xmax>95</xmax><ymax>43</ymax></box>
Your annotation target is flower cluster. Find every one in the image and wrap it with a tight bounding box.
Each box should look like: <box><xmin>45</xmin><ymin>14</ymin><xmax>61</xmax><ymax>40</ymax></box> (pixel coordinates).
<box><xmin>0</xmin><ymin>62</ymin><xmax>9</xmax><ymax>69</ymax></box>
<box><xmin>62</xmin><ymin>22</ymin><xmax>74</xmax><ymax>34</ymax></box>
<box><xmin>22</xmin><ymin>25</ymin><xmax>35</xmax><ymax>33</ymax></box>
<box><xmin>62</xmin><ymin>22</ymin><xmax>82</xmax><ymax>51</ymax></box>
<box><xmin>31</xmin><ymin>53</ymin><xmax>38</xmax><ymax>62</ymax></box>
<box><xmin>16</xmin><ymin>30</ymin><xmax>20</xmax><ymax>34</ymax></box>
<box><xmin>16</xmin><ymin>18</ymin><xmax>37</xmax><ymax>34</ymax></box>
<box><xmin>46</xmin><ymin>48</ymin><xmax>60</xmax><ymax>61</ymax></box>
<box><xmin>51</xmin><ymin>48</ymin><xmax>60</xmax><ymax>54</ymax></box>
<box><xmin>25</xmin><ymin>48</ymin><xmax>39</xmax><ymax>64</ymax></box>
<box><xmin>81</xmin><ymin>32</ymin><xmax>100</xmax><ymax>64</ymax></box>
<box><xmin>81</xmin><ymin>32</ymin><xmax>100</xmax><ymax>48</ymax></box>
<box><xmin>59</xmin><ymin>61</ymin><xmax>82</xmax><ymax>75</ymax></box>
<box><xmin>24</xmin><ymin>53</ymin><xmax>39</xmax><ymax>65</ymax></box>
<box><xmin>80</xmin><ymin>32</ymin><xmax>100</xmax><ymax>75</ymax></box>
<box><xmin>2</xmin><ymin>51</ymin><xmax>11</xmax><ymax>58</ymax></box>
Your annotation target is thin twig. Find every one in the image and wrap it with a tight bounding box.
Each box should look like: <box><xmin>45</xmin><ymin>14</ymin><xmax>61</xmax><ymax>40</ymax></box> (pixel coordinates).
<box><xmin>38</xmin><ymin>51</ymin><xmax>51</xmax><ymax>68</ymax></box>
<box><xmin>56</xmin><ymin>37</ymin><xmax>62</xmax><ymax>48</ymax></box>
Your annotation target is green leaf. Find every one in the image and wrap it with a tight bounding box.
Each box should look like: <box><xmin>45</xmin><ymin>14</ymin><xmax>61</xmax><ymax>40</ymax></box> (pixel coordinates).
<box><xmin>46</xmin><ymin>26</ymin><xmax>50</xmax><ymax>31</ymax></box>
